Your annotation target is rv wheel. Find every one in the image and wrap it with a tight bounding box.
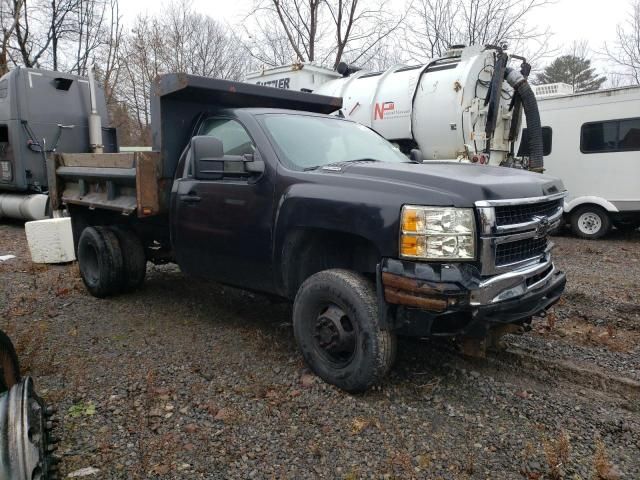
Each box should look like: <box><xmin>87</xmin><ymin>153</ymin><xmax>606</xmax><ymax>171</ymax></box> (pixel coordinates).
<box><xmin>570</xmin><ymin>206</ymin><xmax>611</xmax><ymax>240</ymax></box>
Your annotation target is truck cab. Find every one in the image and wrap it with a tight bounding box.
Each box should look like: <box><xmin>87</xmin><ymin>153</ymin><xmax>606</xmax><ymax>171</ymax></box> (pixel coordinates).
<box><xmin>49</xmin><ymin>74</ymin><xmax>566</xmax><ymax>392</ymax></box>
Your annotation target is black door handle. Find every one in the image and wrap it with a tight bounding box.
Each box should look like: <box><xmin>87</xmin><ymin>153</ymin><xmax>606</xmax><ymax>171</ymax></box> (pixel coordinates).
<box><xmin>180</xmin><ymin>193</ymin><xmax>201</xmax><ymax>203</ymax></box>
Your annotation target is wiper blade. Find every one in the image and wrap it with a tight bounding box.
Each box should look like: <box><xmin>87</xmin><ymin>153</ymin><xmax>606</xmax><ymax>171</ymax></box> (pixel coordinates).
<box><xmin>304</xmin><ymin>159</ymin><xmax>382</xmax><ymax>171</ymax></box>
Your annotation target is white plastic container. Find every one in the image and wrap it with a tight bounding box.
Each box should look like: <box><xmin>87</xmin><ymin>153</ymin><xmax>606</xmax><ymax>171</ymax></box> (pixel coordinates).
<box><xmin>25</xmin><ymin>217</ymin><xmax>76</xmax><ymax>263</ymax></box>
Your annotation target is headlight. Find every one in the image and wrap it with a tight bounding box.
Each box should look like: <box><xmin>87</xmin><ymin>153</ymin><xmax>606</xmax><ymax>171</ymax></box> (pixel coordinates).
<box><xmin>400</xmin><ymin>206</ymin><xmax>476</xmax><ymax>260</ymax></box>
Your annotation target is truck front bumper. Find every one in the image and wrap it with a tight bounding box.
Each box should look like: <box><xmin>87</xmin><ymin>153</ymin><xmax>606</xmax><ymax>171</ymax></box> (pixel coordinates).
<box><xmin>378</xmin><ymin>255</ymin><xmax>566</xmax><ymax>337</ymax></box>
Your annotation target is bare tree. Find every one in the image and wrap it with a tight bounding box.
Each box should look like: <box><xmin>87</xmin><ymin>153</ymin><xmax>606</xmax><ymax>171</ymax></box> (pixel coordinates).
<box><xmin>118</xmin><ymin>14</ymin><xmax>162</xmax><ymax>140</ymax></box>
<box><xmin>50</xmin><ymin>0</ymin><xmax>80</xmax><ymax>70</ymax></box>
<box><xmin>405</xmin><ymin>0</ymin><xmax>554</xmax><ymax>64</ymax></box>
<box><xmin>0</xmin><ymin>0</ymin><xmax>24</xmax><ymax>74</ymax></box>
<box><xmin>603</xmin><ymin>0</ymin><xmax>640</xmax><ymax>85</ymax></box>
<box><xmin>244</xmin><ymin>0</ymin><xmax>404</xmax><ymax>69</ymax></box>
<box><xmin>404</xmin><ymin>0</ymin><xmax>459</xmax><ymax>60</ymax></box>
<box><xmin>160</xmin><ymin>0</ymin><xmax>250</xmax><ymax>79</ymax></box>
<box><xmin>325</xmin><ymin>0</ymin><xmax>405</xmax><ymax>68</ymax></box>
<box><xmin>117</xmin><ymin>1</ymin><xmax>252</xmax><ymax>144</ymax></box>
<box><xmin>0</xmin><ymin>0</ymin><xmax>112</xmax><ymax>72</ymax></box>
<box><xmin>69</xmin><ymin>0</ymin><xmax>107</xmax><ymax>75</ymax></box>
<box><xmin>95</xmin><ymin>0</ymin><xmax>121</xmax><ymax>105</ymax></box>
<box><xmin>13</xmin><ymin>0</ymin><xmax>60</xmax><ymax>67</ymax></box>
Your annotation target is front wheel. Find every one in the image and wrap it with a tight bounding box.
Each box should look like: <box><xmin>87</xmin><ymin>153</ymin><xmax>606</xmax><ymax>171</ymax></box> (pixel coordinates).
<box><xmin>570</xmin><ymin>206</ymin><xmax>611</xmax><ymax>239</ymax></box>
<box><xmin>293</xmin><ymin>269</ymin><xmax>396</xmax><ymax>393</ymax></box>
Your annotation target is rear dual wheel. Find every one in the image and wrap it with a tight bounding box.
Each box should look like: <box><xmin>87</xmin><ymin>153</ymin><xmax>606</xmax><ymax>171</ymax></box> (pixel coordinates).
<box><xmin>78</xmin><ymin>226</ymin><xmax>146</xmax><ymax>298</ymax></box>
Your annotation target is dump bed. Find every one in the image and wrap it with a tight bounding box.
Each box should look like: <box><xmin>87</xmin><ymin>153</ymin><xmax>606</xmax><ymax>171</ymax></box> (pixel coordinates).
<box><xmin>49</xmin><ymin>73</ymin><xmax>342</xmax><ymax>217</ymax></box>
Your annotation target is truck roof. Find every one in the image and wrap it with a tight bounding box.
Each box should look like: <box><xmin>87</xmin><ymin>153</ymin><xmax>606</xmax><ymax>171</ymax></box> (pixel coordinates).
<box><xmin>151</xmin><ymin>73</ymin><xmax>343</xmax><ymax>179</ymax></box>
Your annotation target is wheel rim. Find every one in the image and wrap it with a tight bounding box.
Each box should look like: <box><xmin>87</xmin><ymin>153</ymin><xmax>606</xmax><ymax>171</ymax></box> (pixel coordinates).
<box><xmin>578</xmin><ymin>212</ymin><xmax>602</xmax><ymax>235</ymax></box>
<box><xmin>81</xmin><ymin>243</ymin><xmax>99</xmax><ymax>284</ymax></box>
<box><xmin>311</xmin><ymin>304</ymin><xmax>357</xmax><ymax>367</ymax></box>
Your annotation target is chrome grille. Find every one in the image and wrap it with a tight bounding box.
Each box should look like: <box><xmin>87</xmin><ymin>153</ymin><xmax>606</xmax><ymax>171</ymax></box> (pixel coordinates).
<box><xmin>475</xmin><ymin>192</ymin><xmax>566</xmax><ymax>275</ymax></box>
<box><xmin>496</xmin><ymin>237</ymin><xmax>548</xmax><ymax>266</ymax></box>
<box><xmin>495</xmin><ymin>200</ymin><xmax>562</xmax><ymax>226</ymax></box>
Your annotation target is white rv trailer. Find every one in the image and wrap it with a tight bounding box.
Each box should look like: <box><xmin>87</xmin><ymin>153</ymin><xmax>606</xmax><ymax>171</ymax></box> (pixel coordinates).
<box><xmin>524</xmin><ymin>84</ymin><xmax>640</xmax><ymax>238</ymax></box>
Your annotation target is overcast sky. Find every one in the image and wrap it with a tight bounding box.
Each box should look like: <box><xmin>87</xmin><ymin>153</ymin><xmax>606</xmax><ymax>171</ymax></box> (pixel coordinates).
<box><xmin>119</xmin><ymin>0</ymin><xmax>633</xmax><ymax>70</ymax></box>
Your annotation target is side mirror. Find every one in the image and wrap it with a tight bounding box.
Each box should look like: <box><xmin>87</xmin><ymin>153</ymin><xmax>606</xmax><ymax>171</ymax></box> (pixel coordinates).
<box><xmin>192</xmin><ymin>136</ymin><xmax>224</xmax><ymax>180</ymax></box>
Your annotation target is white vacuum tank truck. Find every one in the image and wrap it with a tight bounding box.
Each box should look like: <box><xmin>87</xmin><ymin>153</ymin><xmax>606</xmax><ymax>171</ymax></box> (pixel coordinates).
<box><xmin>247</xmin><ymin>45</ymin><xmax>544</xmax><ymax>171</ymax></box>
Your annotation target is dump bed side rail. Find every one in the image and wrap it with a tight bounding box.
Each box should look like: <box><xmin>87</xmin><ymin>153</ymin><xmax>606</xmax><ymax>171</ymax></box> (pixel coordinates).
<box><xmin>48</xmin><ymin>152</ymin><xmax>166</xmax><ymax>217</ymax></box>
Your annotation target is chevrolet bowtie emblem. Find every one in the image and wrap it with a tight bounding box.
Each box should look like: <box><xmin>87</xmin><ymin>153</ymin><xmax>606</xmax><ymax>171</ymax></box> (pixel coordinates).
<box><xmin>533</xmin><ymin>215</ymin><xmax>551</xmax><ymax>238</ymax></box>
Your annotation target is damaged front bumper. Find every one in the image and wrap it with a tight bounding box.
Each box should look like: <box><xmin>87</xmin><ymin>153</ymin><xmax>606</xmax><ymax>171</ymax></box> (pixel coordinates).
<box><xmin>377</xmin><ymin>254</ymin><xmax>566</xmax><ymax>337</ymax></box>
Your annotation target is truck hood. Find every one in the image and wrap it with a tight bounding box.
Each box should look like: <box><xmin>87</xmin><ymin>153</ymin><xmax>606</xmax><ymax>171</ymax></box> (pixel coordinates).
<box><xmin>322</xmin><ymin>161</ymin><xmax>564</xmax><ymax>204</ymax></box>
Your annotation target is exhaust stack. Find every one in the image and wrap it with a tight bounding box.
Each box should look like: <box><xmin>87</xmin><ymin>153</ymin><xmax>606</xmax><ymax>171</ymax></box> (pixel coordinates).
<box><xmin>87</xmin><ymin>66</ymin><xmax>103</xmax><ymax>154</ymax></box>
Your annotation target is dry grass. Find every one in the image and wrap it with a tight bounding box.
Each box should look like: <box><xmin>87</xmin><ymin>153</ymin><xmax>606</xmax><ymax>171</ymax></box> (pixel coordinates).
<box><xmin>593</xmin><ymin>438</ymin><xmax>622</xmax><ymax>480</ymax></box>
<box><xmin>543</xmin><ymin>430</ymin><xmax>571</xmax><ymax>480</ymax></box>
<box><xmin>535</xmin><ymin>315</ymin><xmax>639</xmax><ymax>353</ymax></box>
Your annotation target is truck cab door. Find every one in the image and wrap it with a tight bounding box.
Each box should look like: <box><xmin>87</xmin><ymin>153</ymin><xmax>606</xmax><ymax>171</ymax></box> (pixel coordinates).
<box><xmin>171</xmin><ymin>117</ymin><xmax>276</xmax><ymax>292</ymax></box>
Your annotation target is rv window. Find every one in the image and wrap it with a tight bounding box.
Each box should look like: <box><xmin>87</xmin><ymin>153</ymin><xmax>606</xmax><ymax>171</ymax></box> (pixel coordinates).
<box><xmin>618</xmin><ymin>118</ymin><xmax>640</xmax><ymax>150</ymax></box>
<box><xmin>0</xmin><ymin>125</ymin><xmax>8</xmax><ymax>143</ymax></box>
<box><xmin>517</xmin><ymin>126</ymin><xmax>552</xmax><ymax>157</ymax></box>
<box><xmin>581</xmin><ymin>117</ymin><xmax>640</xmax><ymax>153</ymax></box>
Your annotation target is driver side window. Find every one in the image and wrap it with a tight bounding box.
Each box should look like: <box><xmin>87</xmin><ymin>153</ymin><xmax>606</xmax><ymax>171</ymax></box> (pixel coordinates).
<box><xmin>199</xmin><ymin>118</ymin><xmax>255</xmax><ymax>156</ymax></box>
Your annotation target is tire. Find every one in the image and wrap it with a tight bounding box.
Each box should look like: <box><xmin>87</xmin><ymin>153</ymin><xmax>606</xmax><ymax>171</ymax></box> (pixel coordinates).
<box><xmin>0</xmin><ymin>330</ymin><xmax>20</xmax><ymax>393</ymax></box>
<box><xmin>112</xmin><ymin>226</ymin><xmax>147</xmax><ymax>292</ymax></box>
<box><xmin>570</xmin><ymin>205</ymin><xmax>611</xmax><ymax>239</ymax></box>
<box><xmin>293</xmin><ymin>269</ymin><xmax>396</xmax><ymax>393</ymax></box>
<box><xmin>77</xmin><ymin>226</ymin><xmax>124</xmax><ymax>298</ymax></box>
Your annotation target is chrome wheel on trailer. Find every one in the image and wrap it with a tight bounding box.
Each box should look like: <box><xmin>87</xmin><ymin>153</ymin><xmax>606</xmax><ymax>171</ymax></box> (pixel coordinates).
<box><xmin>570</xmin><ymin>205</ymin><xmax>611</xmax><ymax>239</ymax></box>
<box><xmin>578</xmin><ymin>212</ymin><xmax>602</xmax><ymax>235</ymax></box>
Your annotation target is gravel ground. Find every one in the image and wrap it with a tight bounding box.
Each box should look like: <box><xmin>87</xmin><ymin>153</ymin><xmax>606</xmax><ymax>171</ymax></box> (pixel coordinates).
<box><xmin>1</xmin><ymin>221</ymin><xmax>638</xmax><ymax>479</ymax></box>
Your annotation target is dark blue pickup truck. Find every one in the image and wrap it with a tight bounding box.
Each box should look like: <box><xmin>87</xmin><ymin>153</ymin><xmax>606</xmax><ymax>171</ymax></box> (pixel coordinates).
<box><xmin>49</xmin><ymin>74</ymin><xmax>566</xmax><ymax>392</ymax></box>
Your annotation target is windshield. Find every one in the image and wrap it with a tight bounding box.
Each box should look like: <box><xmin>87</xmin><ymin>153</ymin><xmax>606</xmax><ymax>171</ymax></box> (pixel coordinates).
<box><xmin>259</xmin><ymin>114</ymin><xmax>409</xmax><ymax>170</ymax></box>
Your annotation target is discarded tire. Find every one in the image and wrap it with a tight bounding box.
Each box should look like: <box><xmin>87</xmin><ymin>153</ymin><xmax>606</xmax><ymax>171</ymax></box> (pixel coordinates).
<box><xmin>77</xmin><ymin>226</ymin><xmax>124</xmax><ymax>298</ymax></box>
<box><xmin>293</xmin><ymin>269</ymin><xmax>396</xmax><ymax>393</ymax></box>
<box><xmin>112</xmin><ymin>226</ymin><xmax>147</xmax><ymax>292</ymax></box>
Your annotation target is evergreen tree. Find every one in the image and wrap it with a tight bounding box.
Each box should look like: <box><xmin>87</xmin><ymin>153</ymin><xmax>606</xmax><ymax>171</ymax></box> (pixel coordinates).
<box><xmin>534</xmin><ymin>55</ymin><xmax>606</xmax><ymax>92</ymax></box>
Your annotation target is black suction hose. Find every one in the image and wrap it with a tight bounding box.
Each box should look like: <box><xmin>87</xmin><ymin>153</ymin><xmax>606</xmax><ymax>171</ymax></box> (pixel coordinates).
<box><xmin>504</xmin><ymin>67</ymin><xmax>543</xmax><ymax>171</ymax></box>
